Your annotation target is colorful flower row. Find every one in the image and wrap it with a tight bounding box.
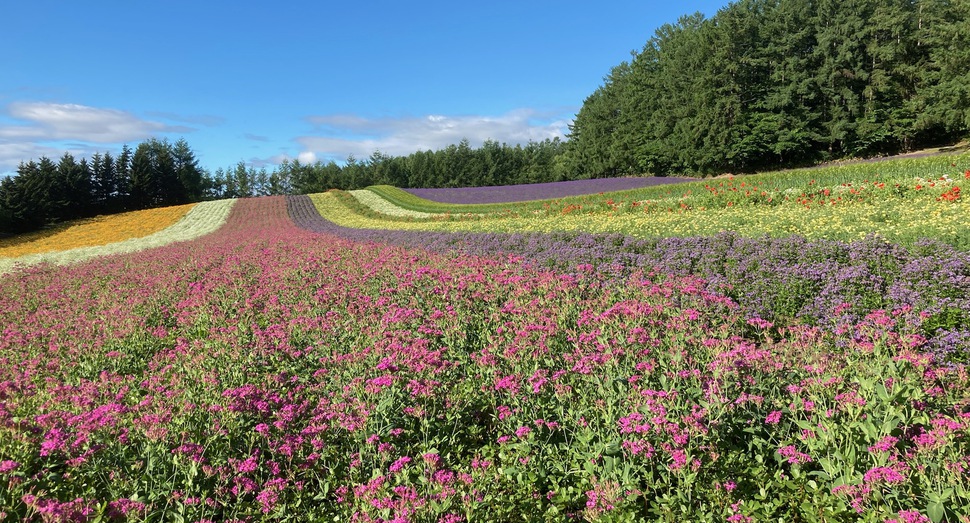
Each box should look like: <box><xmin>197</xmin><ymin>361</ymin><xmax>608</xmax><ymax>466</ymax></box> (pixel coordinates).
<box><xmin>403</xmin><ymin>175</ymin><xmax>694</xmax><ymax>204</ymax></box>
<box><xmin>369</xmin><ymin>155</ymin><xmax>969</xmax><ymax>219</ymax></box>
<box><xmin>313</xmin><ymin>185</ymin><xmax>970</xmax><ymax>249</ymax></box>
<box><xmin>0</xmin><ymin>203</ymin><xmax>194</xmax><ymax>259</ymax></box>
<box><xmin>348</xmin><ymin>190</ymin><xmax>442</xmax><ymax>219</ymax></box>
<box><xmin>0</xmin><ymin>199</ymin><xmax>235</xmax><ymax>275</ymax></box>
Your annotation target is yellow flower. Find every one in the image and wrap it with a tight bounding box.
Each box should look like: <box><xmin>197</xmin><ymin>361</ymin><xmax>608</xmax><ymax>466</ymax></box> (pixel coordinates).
<box><xmin>0</xmin><ymin>204</ymin><xmax>194</xmax><ymax>258</ymax></box>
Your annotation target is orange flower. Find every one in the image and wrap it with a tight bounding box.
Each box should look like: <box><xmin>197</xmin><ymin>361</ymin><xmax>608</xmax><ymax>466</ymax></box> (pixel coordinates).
<box><xmin>0</xmin><ymin>204</ymin><xmax>194</xmax><ymax>258</ymax></box>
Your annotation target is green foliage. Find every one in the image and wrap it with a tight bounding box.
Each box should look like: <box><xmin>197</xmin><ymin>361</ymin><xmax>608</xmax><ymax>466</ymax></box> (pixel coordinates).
<box><xmin>564</xmin><ymin>0</ymin><xmax>970</xmax><ymax>177</ymax></box>
<box><xmin>0</xmin><ymin>138</ymin><xmax>206</xmax><ymax>235</ymax></box>
<box><xmin>260</xmin><ymin>138</ymin><xmax>569</xmax><ymax>194</ymax></box>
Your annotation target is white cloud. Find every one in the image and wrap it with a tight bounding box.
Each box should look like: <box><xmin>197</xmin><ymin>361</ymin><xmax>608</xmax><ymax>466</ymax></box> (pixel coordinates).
<box><xmin>298</xmin><ymin>108</ymin><xmax>573</xmax><ymax>161</ymax></box>
<box><xmin>0</xmin><ymin>101</ymin><xmax>200</xmax><ymax>174</ymax></box>
<box><xmin>0</xmin><ymin>142</ymin><xmax>68</xmax><ymax>173</ymax></box>
<box><xmin>6</xmin><ymin>102</ymin><xmax>191</xmax><ymax>143</ymax></box>
<box><xmin>297</xmin><ymin>151</ymin><xmax>318</xmax><ymax>164</ymax></box>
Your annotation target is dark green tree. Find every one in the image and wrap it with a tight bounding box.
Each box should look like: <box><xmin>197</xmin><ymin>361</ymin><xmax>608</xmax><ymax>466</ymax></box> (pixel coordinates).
<box><xmin>172</xmin><ymin>138</ymin><xmax>205</xmax><ymax>203</ymax></box>
<box><xmin>115</xmin><ymin>144</ymin><xmax>133</xmax><ymax>210</ymax></box>
<box><xmin>50</xmin><ymin>153</ymin><xmax>93</xmax><ymax>221</ymax></box>
<box><xmin>130</xmin><ymin>138</ymin><xmax>178</xmax><ymax>208</ymax></box>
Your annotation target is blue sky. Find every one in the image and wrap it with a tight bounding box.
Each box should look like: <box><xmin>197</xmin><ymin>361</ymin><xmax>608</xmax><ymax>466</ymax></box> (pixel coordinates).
<box><xmin>0</xmin><ymin>0</ymin><xmax>729</xmax><ymax>176</ymax></box>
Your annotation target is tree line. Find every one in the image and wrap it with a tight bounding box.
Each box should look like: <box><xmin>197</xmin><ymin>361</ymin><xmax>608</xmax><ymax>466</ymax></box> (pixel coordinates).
<box><xmin>272</xmin><ymin>138</ymin><xmax>568</xmax><ymax>194</ymax></box>
<box><xmin>0</xmin><ymin>139</ymin><xmax>206</xmax><ymax>234</ymax></box>
<box><xmin>0</xmin><ymin>137</ymin><xmax>568</xmax><ymax>235</ymax></box>
<box><xmin>562</xmin><ymin>0</ymin><xmax>970</xmax><ymax>176</ymax></box>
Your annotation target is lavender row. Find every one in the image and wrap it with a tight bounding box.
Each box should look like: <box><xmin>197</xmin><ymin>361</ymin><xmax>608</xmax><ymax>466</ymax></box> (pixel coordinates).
<box><xmin>402</xmin><ymin>176</ymin><xmax>694</xmax><ymax>203</ymax></box>
<box><xmin>287</xmin><ymin>195</ymin><xmax>970</xmax><ymax>360</ymax></box>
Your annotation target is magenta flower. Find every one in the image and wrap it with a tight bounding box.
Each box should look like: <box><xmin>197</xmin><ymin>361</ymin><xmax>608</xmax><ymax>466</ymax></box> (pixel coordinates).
<box><xmin>885</xmin><ymin>509</ymin><xmax>932</xmax><ymax>523</ymax></box>
<box><xmin>864</xmin><ymin>466</ymin><xmax>907</xmax><ymax>485</ymax></box>
<box><xmin>867</xmin><ymin>435</ymin><xmax>898</xmax><ymax>453</ymax></box>
<box><xmin>389</xmin><ymin>456</ymin><xmax>412</xmax><ymax>473</ymax></box>
<box><xmin>777</xmin><ymin>445</ymin><xmax>812</xmax><ymax>465</ymax></box>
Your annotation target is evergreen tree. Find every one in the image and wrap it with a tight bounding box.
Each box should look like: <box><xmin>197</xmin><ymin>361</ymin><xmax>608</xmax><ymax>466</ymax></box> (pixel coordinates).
<box><xmin>564</xmin><ymin>0</ymin><xmax>965</xmax><ymax>176</ymax></box>
<box><xmin>0</xmin><ymin>160</ymin><xmax>53</xmax><ymax>233</ymax></box>
<box><xmin>130</xmin><ymin>138</ymin><xmax>178</xmax><ymax>208</ymax></box>
<box><xmin>91</xmin><ymin>151</ymin><xmax>120</xmax><ymax>213</ymax></box>
<box><xmin>51</xmin><ymin>153</ymin><xmax>93</xmax><ymax>221</ymax></box>
<box><xmin>172</xmin><ymin>138</ymin><xmax>205</xmax><ymax>203</ymax></box>
<box><xmin>115</xmin><ymin>144</ymin><xmax>133</xmax><ymax>210</ymax></box>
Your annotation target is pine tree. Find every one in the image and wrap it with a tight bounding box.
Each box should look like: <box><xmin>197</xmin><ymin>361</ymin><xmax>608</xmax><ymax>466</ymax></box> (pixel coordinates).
<box><xmin>172</xmin><ymin>138</ymin><xmax>204</xmax><ymax>203</ymax></box>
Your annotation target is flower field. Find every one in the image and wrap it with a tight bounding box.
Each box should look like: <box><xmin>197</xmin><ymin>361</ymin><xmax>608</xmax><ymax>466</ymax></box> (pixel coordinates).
<box><xmin>0</xmin><ymin>204</ymin><xmax>195</xmax><ymax>259</ymax></box>
<box><xmin>403</xmin><ymin>177</ymin><xmax>694</xmax><ymax>204</ymax></box>
<box><xmin>0</xmin><ymin>200</ymin><xmax>235</xmax><ymax>275</ymax></box>
<box><xmin>1</xmin><ymin>155</ymin><xmax>970</xmax><ymax>522</ymax></box>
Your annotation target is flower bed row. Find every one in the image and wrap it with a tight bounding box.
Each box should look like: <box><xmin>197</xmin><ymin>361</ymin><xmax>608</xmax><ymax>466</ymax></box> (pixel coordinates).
<box><xmin>0</xmin><ymin>199</ymin><xmax>235</xmax><ymax>275</ymax></box>
<box><xmin>403</xmin><ymin>176</ymin><xmax>694</xmax><ymax>204</ymax></box>
<box><xmin>370</xmin><ymin>155</ymin><xmax>969</xmax><ymax>218</ymax></box>
<box><xmin>349</xmin><ymin>190</ymin><xmax>442</xmax><ymax>219</ymax></box>
<box><xmin>1</xmin><ymin>196</ymin><xmax>967</xmax><ymax>522</ymax></box>
<box><xmin>0</xmin><ymin>204</ymin><xmax>195</xmax><ymax>259</ymax></box>
<box><xmin>317</xmin><ymin>174</ymin><xmax>970</xmax><ymax>248</ymax></box>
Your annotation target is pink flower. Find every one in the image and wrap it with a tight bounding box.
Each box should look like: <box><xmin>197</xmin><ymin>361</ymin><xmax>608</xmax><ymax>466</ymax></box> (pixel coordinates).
<box><xmin>515</xmin><ymin>426</ymin><xmax>532</xmax><ymax>438</ymax></box>
<box><xmin>777</xmin><ymin>445</ymin><xmax>812</xmax><ymax>465</ymax></box>
<box><xmin>422</xmin><ymin>453</ymin><xmax>441</xmax><ymax>469</ymax></box>
<box><xmin>747</xmin><ymin>317</ymin><xmax>773</xmax><ymax>329</ymax></box>
<box><xmin>668</xmin><ymin>448</ymin><xmax>688</xmax><ymax>471</ymax></box>
<box><xmin>868</xmin><ymin>435</ymin><xmax>898</xmax><ymax>453</ymax></box>
<box><xmin>256</xmin><ymin>483</ymin><xmax>282</xmax><ymax>513</ymax></box>
<box><xmin>389</xmin><ymin>456</ymin><xmax>411</xmax><ymax>473</ymax></box>
<box><xmin>0</xmin><ymin>461</ymin><xmax>20</xmax><ymax>474</ymax></box>
<box><xmin>765</xmin><ymin>411</ymin><xmax>782</xmax><ymax>425</ymax></box>
<box><xmin>107</xmin><ymin>498</ymin><xmax>147</xmax><ymax>519</ymax></box>
<box><xmin>864</xmin><ymin>466</ymin><xmax>907</xmax><ymax>485</ymax></box>
<box><xmin>885</xmin><ymin>509</ymin><xmax>931</xmax><ymax>523</ymax></box>
<box><xmin>236</xmin><ymin>455</ymin><xmax>258</xmax><ymax>474</ymax></box>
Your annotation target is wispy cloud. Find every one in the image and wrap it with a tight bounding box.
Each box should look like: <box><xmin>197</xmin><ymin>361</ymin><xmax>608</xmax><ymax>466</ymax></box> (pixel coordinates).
<box><xmin>0</xmin><ymin>142</ymin><xmax>81</xmax><ymax>174</ymax></box>
<box><xmin>5</xmin><ymin>102</ymin><xmax>192</xmax><ymax>143</ymax></box>
<box><xmin>145</xmin><ymin>111</ymin><xmax>226</xmax><ymax>127</ymax></box>
<box><xmin>296</xmin><ymin>108</ymin><xmax>573</xmax><ymax>162</ymax></box>
<box><xmin>243</xmin><ymin>133</ymin><xmax>271</xmax><ymax>142</ymax></box>
<box><xmin>0</xmin><ymin>101</ymin><xmax>200</xmax><ymax>174</ymax></box>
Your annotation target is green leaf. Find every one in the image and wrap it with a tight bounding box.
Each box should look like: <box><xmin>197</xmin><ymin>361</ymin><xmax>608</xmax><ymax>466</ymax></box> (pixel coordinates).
<box><xmin>927</xmin><ymin>501</ymin><xmax>945</xmax><ymax>523</ymax></box>
<box><xmin>874</xmin><ymin>382</ymin><xmax>890</xmax><ymax>402</ymax></box>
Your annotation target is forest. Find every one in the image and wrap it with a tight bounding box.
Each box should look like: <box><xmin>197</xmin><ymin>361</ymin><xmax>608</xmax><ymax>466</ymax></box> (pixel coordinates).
<box><xmin>2</xmin><ymin>0</ymin><xmax>969</xmax><ymax>234</ymax></box>
<box><xmin>0</xmin><ymin>139</ymin><xmax>205</xmax><ymax>234</ymax></box>
<box><xmin>564</xmin><ymin>0</ymin><xmax>970</xmax><ymax>175</ymax></box>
